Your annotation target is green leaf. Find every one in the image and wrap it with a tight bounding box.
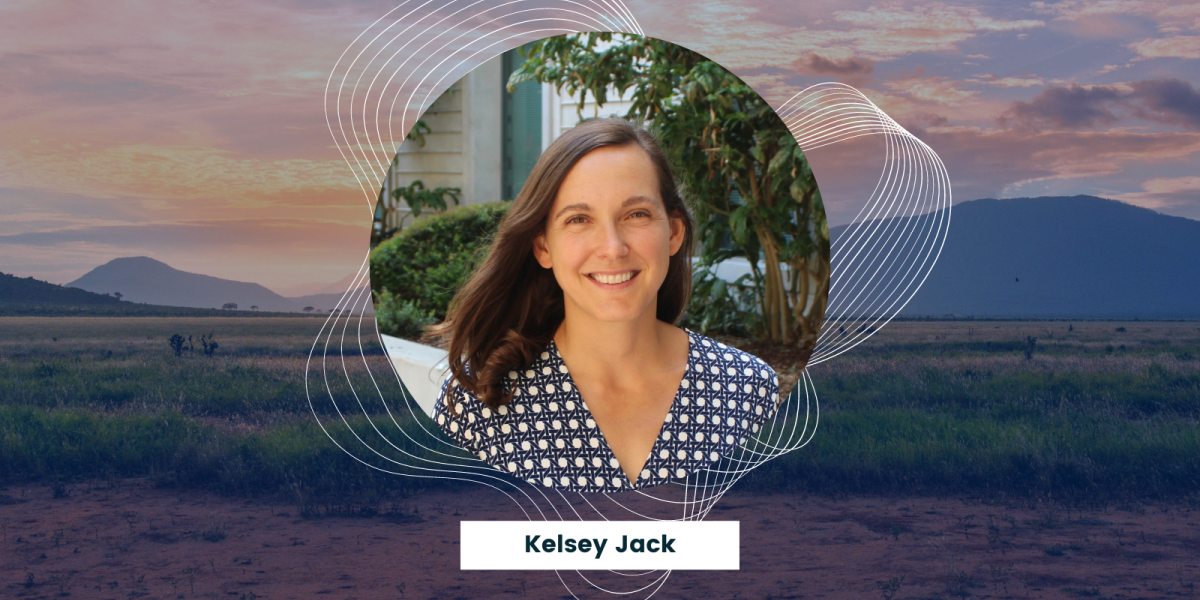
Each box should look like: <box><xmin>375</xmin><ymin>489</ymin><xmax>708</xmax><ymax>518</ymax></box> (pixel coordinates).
<box><xmin>712</xmin><ymin>277</ymin><xmax>727</xmax><ymax>300</ymax></box>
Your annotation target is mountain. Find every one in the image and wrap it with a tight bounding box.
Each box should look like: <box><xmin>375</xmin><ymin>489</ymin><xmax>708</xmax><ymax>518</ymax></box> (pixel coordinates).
<box><xmin>830</xmin><ymin>195</ymin><xmax>1200</xmax><ymax>318</ymax></box>
<box><xmin>0</xmin><ymin>271</ymin><xmax>122</xmax><ymax>305</ymax></box>
<box><xmin>66</xmin><ymin>257</ymin><xmax>303</xmax><ymax>312</ymax></box>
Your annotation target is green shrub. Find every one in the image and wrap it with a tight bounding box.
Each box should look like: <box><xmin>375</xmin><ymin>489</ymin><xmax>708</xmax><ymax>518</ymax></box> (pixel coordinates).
<box><xmin>373</xmin><ymin>289</ymin><xmax>437</xmax><ymax>340</ymax></box>
<box><xmin>685</xmin><ymin>266</ymin><xmax>758</xmax><ymax>337</ymax></box>
<box><xmin>369</xmin><ymin>202</ymin><xmax>510</xmax><ymax>320</ymax></box>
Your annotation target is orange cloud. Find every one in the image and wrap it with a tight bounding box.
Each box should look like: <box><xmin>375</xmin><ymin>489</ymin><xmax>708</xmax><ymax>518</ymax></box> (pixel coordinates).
<box><xmin>0</xmin><ymin>139</ymin><xmax>358</xmax><ymax>205</ymax></box>
<box><xmin>0</xmin><ymin>216</ymin><xmax>372</xmax><ymax>289</ymax></box>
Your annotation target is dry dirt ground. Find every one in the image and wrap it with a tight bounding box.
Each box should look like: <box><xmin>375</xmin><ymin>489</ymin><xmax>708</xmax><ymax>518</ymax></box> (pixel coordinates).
<box><xmin>2</xmin><ymin>478</ymin><xmax>1197</xmax><ymax>600</ymax></box>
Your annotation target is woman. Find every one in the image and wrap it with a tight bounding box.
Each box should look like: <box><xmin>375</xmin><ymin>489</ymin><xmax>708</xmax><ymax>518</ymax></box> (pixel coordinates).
<box><xmin>430</xmin><ymin>118</ymin><xmax>781</xmax><ymax>492</ymax></box>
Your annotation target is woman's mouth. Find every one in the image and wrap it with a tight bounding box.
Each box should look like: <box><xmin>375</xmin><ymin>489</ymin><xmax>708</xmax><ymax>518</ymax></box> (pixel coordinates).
<box><xmin>587</xmin><ymin>270</ymin><xmax>639</xmax><ymax>285</ymax></box>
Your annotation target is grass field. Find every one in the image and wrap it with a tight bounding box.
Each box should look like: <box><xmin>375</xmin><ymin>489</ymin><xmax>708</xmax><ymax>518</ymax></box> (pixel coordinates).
<box><xmin>1</xmin><ymin>317</ymin><xmax>1197</xmax><ymax>507</ymax></box>
<box><xmin>735</xmin><ymin>321</ymin><xmax>1200</xmax><ymax>503</ymax></box>
<box><xmin>0</xmin><ymin>317</ymin><xmax>388</xmax><ymax>419</ymax></box>
<box><xmin>0</xmin><ymin>317</ymin><xmax>448</xmax><ymax>509</ymax></box>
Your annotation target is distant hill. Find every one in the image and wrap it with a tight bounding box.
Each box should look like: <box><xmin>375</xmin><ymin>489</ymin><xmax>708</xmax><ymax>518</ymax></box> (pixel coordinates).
<box><xmin>831</xmin><ymin>195</ymin><xmax>1200</xmax><ymax>318</ymax></box>
<box><xmin>0</xmin><ymin>270</ymin><xmax>320</xmax><ymax>316</ymax></box>
<box><xmin>0</xmin><ymin>271</ymin><xmax>121</xmax><ymax>305</ymax></box>
<box><xmin>67</xmin><ymin>257</ymin><xmax>304</xmax><ymax>312</ymax></box>
<box><xmin>64</xmin><ymin>257</ymin><xmax>372</xmax><ymax>313</ymax></box>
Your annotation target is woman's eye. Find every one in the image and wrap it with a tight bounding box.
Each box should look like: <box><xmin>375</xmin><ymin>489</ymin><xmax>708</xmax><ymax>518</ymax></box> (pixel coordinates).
<box><xmin>629</xmin><ymin>210</ymin><xmax>652</xmax><ymax>219</ymax></box>
<box><xmin>566</xmin><ymin>215</ymin><xmax>588</xmax><ymax>224</ymax></box>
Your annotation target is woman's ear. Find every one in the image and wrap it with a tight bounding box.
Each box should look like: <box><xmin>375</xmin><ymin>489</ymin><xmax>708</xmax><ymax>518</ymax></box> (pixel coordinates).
<box><xmin>667</xmin><ymin>213</ymin><xmax>686</xmax><ymax>257</ymax></box>
<box><xmin>533</xmin><ymin>232</ymin><xmax>552</xmax><ymax>268</ymax></box>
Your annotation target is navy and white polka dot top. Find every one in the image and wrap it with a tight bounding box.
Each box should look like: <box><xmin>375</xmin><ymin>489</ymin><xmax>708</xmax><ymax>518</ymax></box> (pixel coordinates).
<box><xmin>432</xmin><ymin>329</ymin><xmax>782</xmax><ymax>493</ymax></box>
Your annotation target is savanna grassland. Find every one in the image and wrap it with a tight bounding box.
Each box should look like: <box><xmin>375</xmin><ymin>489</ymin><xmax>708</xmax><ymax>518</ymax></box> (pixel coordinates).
<box><xmin>726</xmin><ymin>321</ymin><xmax>1200</xmax><ymax>504</ymax></box>
<box><xmin>3</xmin><ymin>318</ymin><xmax>1199</xmax><ymax>599</ymax></box>
<box><xmin>0</xmin><ymin>317</ymin><xmax>442</xmax><ymax>510</ymax></box>
<box><xmin>2</xmin><ymin>317</ymin><xmax>1198</xmax><ymax>506</ymax></box>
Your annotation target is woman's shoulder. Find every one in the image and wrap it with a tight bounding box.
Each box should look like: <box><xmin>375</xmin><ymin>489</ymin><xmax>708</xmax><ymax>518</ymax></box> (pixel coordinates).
<box><xmin>685</xmin><ymin>330</ymin><xmax>777</xmax><ymax>374</ymax></box>
<box><xmin>434</xmin><ymin>347</ymin><xmax>559</xmax><ymax>413</ymax></box>
<box><xmin>683</xmin><ymin>329</ymin><xmax>780</xmax><ymax>406</ymax></box>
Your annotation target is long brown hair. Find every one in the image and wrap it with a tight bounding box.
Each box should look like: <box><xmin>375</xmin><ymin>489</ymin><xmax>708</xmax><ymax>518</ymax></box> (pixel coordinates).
<box><xmin>429</xmin><ymin>117</ymin><xmax>695</xmax><ymax>410</ymax></box>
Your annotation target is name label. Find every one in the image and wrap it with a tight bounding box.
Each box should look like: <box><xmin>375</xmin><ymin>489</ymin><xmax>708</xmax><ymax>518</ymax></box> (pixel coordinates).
<box><xmin>461</xmin><ymin>521</ymin><xmax>739</xmax><ymax>570</ymax></box>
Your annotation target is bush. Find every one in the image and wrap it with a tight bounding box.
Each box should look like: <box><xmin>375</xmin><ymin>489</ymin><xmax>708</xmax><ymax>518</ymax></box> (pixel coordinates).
<box><xmin>685</xmin><ymin>266</ymin><xmax>758</xmax><ymax>337</ymax></box>
<box><xmin>373</xmin><ymin>290</ymin><xmax>437</xmax><ymax>340</ymax></box>
<box><xmin>369</xmin><ymin>202</ymin><xmax>510</xmax><ymax>320</ymax></box>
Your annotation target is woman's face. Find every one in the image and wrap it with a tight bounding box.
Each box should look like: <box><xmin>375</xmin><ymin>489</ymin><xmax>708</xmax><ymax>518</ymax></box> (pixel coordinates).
<box><xmin>533</xmin><ymin>143</ymin><xmax>685</xmax><ymax>324</ymax></box>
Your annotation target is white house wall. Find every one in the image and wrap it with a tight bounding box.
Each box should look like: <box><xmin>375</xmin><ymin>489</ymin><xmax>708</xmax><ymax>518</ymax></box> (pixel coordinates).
<box><xmin>379</xmin><ymin>78</ymin><xmax>464</xmax><ymax>233</ymax></box>
<box><xmin>461</xmin><ymin>54</ymin><xmax>503</xmax><ymax>206</ymax></box>
<box><xmin>543</xmin><ymin>82</ymin><xmax>636</xmax><ymax>151</ymax></box>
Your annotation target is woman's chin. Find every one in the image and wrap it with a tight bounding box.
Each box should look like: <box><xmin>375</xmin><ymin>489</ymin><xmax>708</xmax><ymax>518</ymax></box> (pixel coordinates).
<box><xmin>569</xmin><ymin>300</ymin><xmax>656</xmax><ymax>325</ymax></box>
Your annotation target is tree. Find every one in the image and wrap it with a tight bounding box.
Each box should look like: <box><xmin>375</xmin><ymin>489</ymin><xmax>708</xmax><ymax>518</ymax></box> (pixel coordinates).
<box><xmin>250</xmin><ymin>305</ymin><xmax>258</xmax><ymax>311</ymax></box>
<box><xmin>221</xmin><ymin>302</ymin><xmax>238</xmax><ymax>310</ymax></box>
<box><xmin>113</xmin><ymin>292</ymin><xmax>123</xmax><ymax>301</ymax></box>
<box><xmin>303</xmin><ymin>306</ymin><xmax>314</xmax><ymax>313</ymax></box>
<box><xmin>509</xmin><ymin>34</ymin><xmax>829</xmax><ymax>348</ymax></box>
<box><xmin>168</xmin><ymin>334</ymin><xmax>185</xmax><ymax>357</ymax></box>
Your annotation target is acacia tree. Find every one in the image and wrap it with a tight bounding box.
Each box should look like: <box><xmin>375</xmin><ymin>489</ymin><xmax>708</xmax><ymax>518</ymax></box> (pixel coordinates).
<box><xmin>508</xmin><ymin>33</ymin><xmax>829</xmax><ymax>348</ymax></box>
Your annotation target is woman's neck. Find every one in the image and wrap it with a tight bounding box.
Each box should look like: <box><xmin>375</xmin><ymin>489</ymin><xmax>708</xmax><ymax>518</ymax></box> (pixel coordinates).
<box><xmin>553</xmin><ymin>305</ymin><xmax>682</xmax><ymax>377</ymax></box>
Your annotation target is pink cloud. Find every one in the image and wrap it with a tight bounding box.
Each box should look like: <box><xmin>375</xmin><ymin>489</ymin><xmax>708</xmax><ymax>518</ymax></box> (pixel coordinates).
<box><xmin>1113</xmin><ymin>176</ymin><xmax>1200</xmax><ymax>212</ymax></box>
<box><xmin>1032</xmin><ymin>0</ymin><xmax>1200</xmax><ymax>29</ymax></box>
<box><xmin>0</xmin><ymin>0</ymin><xmax>372</xmax><ymax>162</ymax></box>
<box><xmin>794</xmin><ymin>53</ymin><xmax>875</xmax><ymax>76</ymax></box>
<box><xmin>634</xmin><ymin>0</ymin><xmax>1043</xmax><ymax>70</ymax></box>
<box><xmin>807</xmin><ymin>124</ymin><xmax>1200</xmax><ymax>223</ymax></box>
<box><xmin>832</xmin><ymin>3</ymin><xmax>1042</xmax><ymax>33</ymax></box>
<box><xmin>997</xmin><ymin>79</ymin><xmax>1200</xmax><ymax>132</ymax></box>
<box><xmin>1129</xmin><ymin>35</ymin><xmax>1200</xmax><ymax>59</ymax></box>
<box><xmin>883</xmin><ymin>68</ymin><xmax>978</xmax><ymax>105</ymax></box>
<box><xmin>938</xmin><ymin>128</ymin><xmax>1200</xmax><ymax>200</ymax></box>
<box><xmin>968</xmin><ymin>74</ymin><xmax>1045</xmax><ymax>88</ymax></box>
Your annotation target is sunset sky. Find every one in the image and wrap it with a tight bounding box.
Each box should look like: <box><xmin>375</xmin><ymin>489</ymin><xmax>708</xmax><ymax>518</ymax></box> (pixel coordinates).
<box><xmin>2</xmin><ymin>0</ymin><xmax>1198</xmax><ymax>290</ymax></box>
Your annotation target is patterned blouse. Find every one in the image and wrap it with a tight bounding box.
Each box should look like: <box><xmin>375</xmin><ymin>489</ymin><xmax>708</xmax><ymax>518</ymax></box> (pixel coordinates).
<box><xmin>432</xmin><ymin>329</ymin><xmax>781</xmax><ymax>493</ymax></box>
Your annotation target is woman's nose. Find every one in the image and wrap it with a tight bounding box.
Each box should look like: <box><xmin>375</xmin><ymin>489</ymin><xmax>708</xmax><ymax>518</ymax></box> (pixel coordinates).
<box><xmin>595</xmin><ymin>220</ymin><xmax>629</xmax><ymax>259</ymax></box>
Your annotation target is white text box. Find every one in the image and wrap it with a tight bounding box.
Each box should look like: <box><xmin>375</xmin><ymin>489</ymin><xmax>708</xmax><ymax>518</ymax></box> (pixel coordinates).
<box><xmin>461</xmin><ymin>521</ymin><xmax>739</xmax><ymax>570</ymax></box>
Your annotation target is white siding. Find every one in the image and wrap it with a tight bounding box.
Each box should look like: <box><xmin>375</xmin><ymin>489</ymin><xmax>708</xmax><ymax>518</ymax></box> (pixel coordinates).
<box><xmin>378</xmin><ymin>79</ymin><xmax>465</xmax><ymax>234</ymax></box>
<box><xmin>543</xmin><ymin>83</ymin><xmax>637</xmax><ymax>150</ymax></box>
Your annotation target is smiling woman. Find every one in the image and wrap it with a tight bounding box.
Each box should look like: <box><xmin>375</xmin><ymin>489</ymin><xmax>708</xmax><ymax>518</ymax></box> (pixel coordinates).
<box><xmin>427</xmin><ymin>119</ymin><xmax>781</xmax><ymax>492</ymax></box>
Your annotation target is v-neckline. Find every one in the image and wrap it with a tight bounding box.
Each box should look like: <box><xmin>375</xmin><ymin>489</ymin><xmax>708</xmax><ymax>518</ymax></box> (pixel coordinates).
<box><xmin>546</xmin><ymin>330</ymin><xmax>695</xmax><ymax>489</ymax></box>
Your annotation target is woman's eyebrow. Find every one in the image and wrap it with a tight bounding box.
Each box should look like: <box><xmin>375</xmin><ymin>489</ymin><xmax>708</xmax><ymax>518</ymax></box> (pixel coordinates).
<box><xmin>552</xmin><ymin>196</ymin><xmax>659</xmax><ymax>220</ymax></box>
<box><xmin>622</xmin><ymin>195</ymin><xmax>657</xmax><ymax>208</ymax></box>
<box><xmin>553</xmin><ymin>202</ymin><xmax>591</xmax><ymax>220</ymax></box>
